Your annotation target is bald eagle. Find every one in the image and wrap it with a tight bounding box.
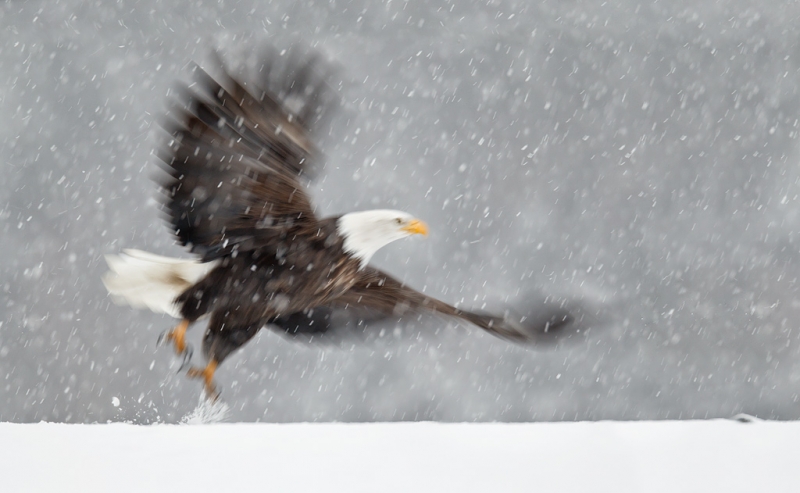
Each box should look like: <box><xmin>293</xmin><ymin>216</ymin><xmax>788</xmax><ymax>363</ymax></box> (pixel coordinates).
<box><xmin>103</xmin><ymin>44</ymin><xmax>570</xmax><ymax>399</ymax></box>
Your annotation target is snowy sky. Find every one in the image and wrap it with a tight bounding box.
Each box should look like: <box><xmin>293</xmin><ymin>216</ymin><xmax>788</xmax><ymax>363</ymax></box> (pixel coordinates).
<box><xmin>2</xmin><ymin>0</ymin><xmax>800</xmax><ymax>423</ymax></box>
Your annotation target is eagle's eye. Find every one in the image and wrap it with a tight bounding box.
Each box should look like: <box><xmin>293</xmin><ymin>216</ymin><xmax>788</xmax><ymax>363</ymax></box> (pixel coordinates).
<box><xmin>395</xmin><ymin>218</ymin><xmax>403</xmax><ymax>225</ymax></box>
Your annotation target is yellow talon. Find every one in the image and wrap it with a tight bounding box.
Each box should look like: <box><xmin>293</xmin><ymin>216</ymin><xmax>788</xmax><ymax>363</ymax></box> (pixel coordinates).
<box><xmin>187</xmin><ymin>360</ymin><xmax>220</xmax><ymax>400</ymax></box>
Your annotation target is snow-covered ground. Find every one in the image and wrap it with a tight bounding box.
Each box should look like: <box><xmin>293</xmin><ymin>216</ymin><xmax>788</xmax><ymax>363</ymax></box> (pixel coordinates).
<box><xmin>3</xmin><ymin>419</ymin><xmax>798</xmax><ymax>492</ymax></box>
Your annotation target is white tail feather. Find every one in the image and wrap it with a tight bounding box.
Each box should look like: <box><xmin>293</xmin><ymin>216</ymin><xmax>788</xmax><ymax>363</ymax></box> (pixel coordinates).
<box><xmin>102</xmin><ymin>249</ymin><xmax>219</xmax><ymax>318</ymax></box>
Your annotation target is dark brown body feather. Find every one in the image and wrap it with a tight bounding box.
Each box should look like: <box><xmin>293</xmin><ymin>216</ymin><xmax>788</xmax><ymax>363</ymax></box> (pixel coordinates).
<box><xmin>175</xmin><ymin>218</ymin><xmax>362</xmax><ymax>362</ymax></box>
<box><xmin>157</xmin><ymin>44</ymin><xmax>569</xmax><ymax>369</ymax></box>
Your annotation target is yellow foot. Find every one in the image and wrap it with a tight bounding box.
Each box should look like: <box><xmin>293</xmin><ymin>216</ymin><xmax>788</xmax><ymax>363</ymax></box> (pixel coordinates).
<box><xmin>161</xmin><ymin>319</ymin><xmax>190</xmax><ymax>355</ymax></box>
<box><xmin>187</xmin><ymin>360</ymin><xmax>220</xmax><ymax>401</ymax></box>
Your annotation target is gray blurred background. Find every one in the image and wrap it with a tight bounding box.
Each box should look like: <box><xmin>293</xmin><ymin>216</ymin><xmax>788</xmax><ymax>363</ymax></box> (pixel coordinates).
<box><xmin>3</xmin><ymin>0</ymin><xmax>800</xmax><ymax>423</ymax></box>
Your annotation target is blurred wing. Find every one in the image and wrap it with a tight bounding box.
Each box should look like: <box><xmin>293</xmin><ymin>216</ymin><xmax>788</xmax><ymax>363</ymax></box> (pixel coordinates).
<box><xmin>332</xmin><ymin>267</ymin><xmax>571</xmax><ymax>342</ymax></box>
<box><xmin>157</xmin><ymin>45</ymin><xmax>341</xmax><ymax>260</ymax></box>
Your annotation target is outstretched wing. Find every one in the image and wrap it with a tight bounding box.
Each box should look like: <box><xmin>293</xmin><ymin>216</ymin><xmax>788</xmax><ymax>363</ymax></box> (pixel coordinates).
<box><xmin>331</xmin><ymin>268</ymin><xmax>572</xmax><ymax>342</ymax></box>
<box><xmin>157</xmin><ymin>45</ymin><xmax>341</xmax><ymax>261</ymax></box>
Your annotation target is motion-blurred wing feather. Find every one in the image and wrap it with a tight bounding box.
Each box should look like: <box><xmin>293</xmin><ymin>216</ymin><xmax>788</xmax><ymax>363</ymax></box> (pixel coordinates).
<box><xmin>157</xmin><ymin>45</ymin><xmax>341</xmax><ymax>260</ymax></box>
<box><xmin>333</xmin><ymin>267</ymin><xmax>571</xmax><ymax>342</ymax></box>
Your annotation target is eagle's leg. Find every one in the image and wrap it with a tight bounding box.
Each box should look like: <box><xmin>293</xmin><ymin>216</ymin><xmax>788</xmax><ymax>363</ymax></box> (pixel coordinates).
<box><xmin>158</xmin><ymin>319</ymin><xmax>193</xmax><ymax>364</ymax></box>
<box><xmin>158</xmin><ymin>319</ymin><xmax>189</xmax><ymax>353</ymax></box>
<box><xmin>186</xmin><ymin>359</ymin><xmax>220</xmax><ymax>401</ymax></box>
<box><xmin>185</xmin><ymin>316</ymin><xmax>263</xmax><ymax>399</ymax></box>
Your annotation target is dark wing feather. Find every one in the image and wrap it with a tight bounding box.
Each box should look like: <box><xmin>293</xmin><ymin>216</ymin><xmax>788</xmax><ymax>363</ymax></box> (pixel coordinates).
<box><xmin>332</xmin><ymin>267</ymin><xmax>571</xmax><ymax>342</ymax></box>
<box><xmin>157</xmin><ymin>46</ymin><xmax>340</xmax><ymax>260</ymax></box>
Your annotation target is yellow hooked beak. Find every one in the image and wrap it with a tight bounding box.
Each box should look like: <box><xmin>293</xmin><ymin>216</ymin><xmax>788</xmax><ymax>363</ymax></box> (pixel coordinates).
<box><xmin>402</xmin><ymin>218</ymin><xmax>429</xmax><ymax>236</ymax></box>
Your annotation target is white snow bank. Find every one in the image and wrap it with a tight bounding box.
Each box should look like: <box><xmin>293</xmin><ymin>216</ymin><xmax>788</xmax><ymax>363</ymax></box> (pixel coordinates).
<box><xmin>2</xmin><ymin>420</ymin><xmax>797</xmax><ymax>493</ymax></box>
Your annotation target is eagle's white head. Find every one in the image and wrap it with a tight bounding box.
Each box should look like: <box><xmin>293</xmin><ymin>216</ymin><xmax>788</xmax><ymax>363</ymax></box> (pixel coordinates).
<box><xmin>338</xmin><ymin>209</ymin><xmax>428</xmax><ymax>267</ymax></box>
